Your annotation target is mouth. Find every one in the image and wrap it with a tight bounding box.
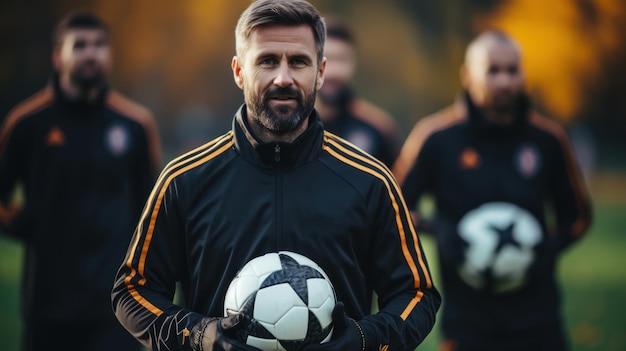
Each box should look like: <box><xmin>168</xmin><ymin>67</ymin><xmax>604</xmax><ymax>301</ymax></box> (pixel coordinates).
<box><xmin>269</xmin><ymin>91</ymin><xmax>298</xmax><ymax>100</ymax></box>
<box><xmin>266</xmin><ymin>87</ymin><xmax>299</xmax><ymax>101</ymax></box>
<box><xmin>268</xmin><ymin>98</ymin><xmax>297</xmax><ymax>110</ymax></box>
<box><xmin>79</xmin><ymin>62</ymin><xmax>101</xmax><ymax>75</ymax></box>
<box><xmin>271</xmin><ymin>95</ymin><xmax>296</xmax><ymax>101</ymax></box>
<box><xmin>267</xmin><ymin>94</ymin><xmax>299</xmax><ymax>109</ymax></box>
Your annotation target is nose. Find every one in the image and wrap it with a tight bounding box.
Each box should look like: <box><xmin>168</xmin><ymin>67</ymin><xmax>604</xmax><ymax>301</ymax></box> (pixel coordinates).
<box><xmin>492</xmin><ymin>73</ymin><xmax>513</xmax><ymax>90</ymax></box>
<box><xmin>497</xmin><ymin>68</ymin><xmax>519</xmax><ymax>84</ymax></box>
<box><xmin>273</xmin><ymin>61</ymin><xmax>294</xmax><ymax>87</ymax></box>
<box><xmin>79</xmin><ymin>43</ymin><xmax>100</xmax><ymax>60</ymax></box>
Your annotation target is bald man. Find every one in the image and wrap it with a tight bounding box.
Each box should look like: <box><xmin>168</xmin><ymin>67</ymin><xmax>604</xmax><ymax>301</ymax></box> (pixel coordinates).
<box><xmin>393</xmin><ymin>30</ymin><xmax>592</xmax><ymax>351</ymax></box>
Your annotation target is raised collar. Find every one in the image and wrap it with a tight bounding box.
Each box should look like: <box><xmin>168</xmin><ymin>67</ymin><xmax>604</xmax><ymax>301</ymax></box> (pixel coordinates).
<box><xmin>232</xmin><ymin>104</ymin><xmax>325</xmax><ymax>169</ymax></box>
<box><xmin>463</xmin><ymin>91</ymin><xmax>530</xmax><ymax>140</ymax></box>
<box><xmin>51</xmin><ymin>73</ymin><xmax>108</xmax><ymax>112</ymax></box>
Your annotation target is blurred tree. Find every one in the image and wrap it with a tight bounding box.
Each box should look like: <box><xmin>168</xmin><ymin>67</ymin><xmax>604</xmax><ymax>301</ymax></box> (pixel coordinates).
<box><xmin>0</xmin><ymin>0</ymin><xmax>57</xmax><ymax>120</ymax></box>
<box><xmin>0</xmin><ymin>0</ymin><xmax>624</xmax><ymax>168</ymax></box>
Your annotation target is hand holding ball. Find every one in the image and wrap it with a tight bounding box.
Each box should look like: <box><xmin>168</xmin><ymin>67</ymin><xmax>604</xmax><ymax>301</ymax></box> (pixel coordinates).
<box><xmin>223</xmin><ymin>251</ymin><xmax>337</xmax><ymax>351</ymax></box>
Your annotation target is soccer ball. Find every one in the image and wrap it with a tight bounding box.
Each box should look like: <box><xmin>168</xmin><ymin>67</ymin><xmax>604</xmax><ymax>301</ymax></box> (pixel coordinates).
<box><xmin>457</xmin><ymin>202</ymin><xmax>542</xmax><ymax>293</ymax></box>
<box><xmin>223</xmin><ymin>251</ymin><xmax>336</xmax><ymax>351</ymax></box>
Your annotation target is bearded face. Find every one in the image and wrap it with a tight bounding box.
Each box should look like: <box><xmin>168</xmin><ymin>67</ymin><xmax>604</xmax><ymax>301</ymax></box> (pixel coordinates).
<box><xmin>233</xmin><ymin>24</ymin><xmax>325</xmax><ymax>140</ymax></box>
<box><xmin>70</xmin><ymin>57</ymin><xmax>106</xmax><ymax>88</ymax></box>
<box><xmin>247</xmin><ymin>82</ymin><xmax>316</xmax><ymax>135</ymax></box>
<box><xmin>465</xmin><ymin>42</ymin><xmax>525</xmax><ymax>113</ymax></box>
<box><xmin>55</xmin><ymin>28</ymin><xmax>111</xmax><ymax>91</ymax></box>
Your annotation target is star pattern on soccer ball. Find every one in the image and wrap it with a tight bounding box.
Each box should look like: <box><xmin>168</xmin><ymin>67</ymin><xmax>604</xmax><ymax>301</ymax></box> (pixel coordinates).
<box><xmin>259</xmin><ymin>253</ymin><xmax>324</xmax><ymax>305</ymax></box>
<box><xmin>491</xmin><ymin>221</ymin><xmax>520</xmax><ymax>253</ymax></box>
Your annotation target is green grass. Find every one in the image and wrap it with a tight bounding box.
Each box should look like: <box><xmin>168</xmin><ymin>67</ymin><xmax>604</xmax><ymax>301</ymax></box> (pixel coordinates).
<box><xmin>1</xmin><ymin>196</ymin><xmax>624</xmax><ymax>350</ymax></box>
<box><xmin>559</xmin><ymin>204</ymin><xmax>626</xmax><ymax>351</ymax></box>
<box><xmin>0</xmin><ymin>237</ymin><xmax>22</xmax><ymax>351</ymax></box>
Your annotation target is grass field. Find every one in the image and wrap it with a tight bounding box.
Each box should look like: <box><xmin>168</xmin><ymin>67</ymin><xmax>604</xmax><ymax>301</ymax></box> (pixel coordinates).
<box><xmin>0</xmin><ymin>173</ymin><xmax>625</xmax><ymax>350</ymax></box>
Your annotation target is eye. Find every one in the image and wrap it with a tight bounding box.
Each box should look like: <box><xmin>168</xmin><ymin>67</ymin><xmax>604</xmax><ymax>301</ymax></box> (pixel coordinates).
<box><xmin>487</xmin><ymin>65</ymin><xmax>499</xmax><ymax>74</ymax></box>
<box><xmin>260</xmin><ymin>57</ymin><xmax>278</xmax><ymax>66</ymax></box>
<box><xmin>95</xmin><ymin>38</ymin><xmax>108</xmax><ymax>48</ymax></box>
<box><xmin>508</xmin><ymin>66</ymin><xmax>519</xmax><ymax>75</ymax></box>
<box><xmin>73</xmin><ymin>40</ymin><xmax>87</xmax><ymax>50</ymax></box>
<box><xmin>290</xmin><ymin>58</ymin><xmax>308</xmax><ymax>67</ymax></box>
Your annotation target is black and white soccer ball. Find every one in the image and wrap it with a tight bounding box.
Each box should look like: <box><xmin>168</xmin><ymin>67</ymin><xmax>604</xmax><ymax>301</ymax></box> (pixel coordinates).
<box><xmin>223</xmin><ymin>251</ymin><xmax>336</xmax><ymax>351</ymax></box>
<box><xmin>457</xmin><ymin>202</ymin><xmax>542</xmax><ymax>293</ymax></box>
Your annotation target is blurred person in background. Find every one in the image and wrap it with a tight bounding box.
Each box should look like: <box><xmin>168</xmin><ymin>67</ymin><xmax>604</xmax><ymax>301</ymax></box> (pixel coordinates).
<box><xmin>315</xmin><ymin>16</ymin><xmax>402</xmax><ymax>168</ymax></box>
<box><xmin>393</xmin><ymin>30</ymin><xmax>592</xmax><ymax>351</ymax></box>
<box><xmin>0</xmin><ymin>10</ymin><xmax>161</xmax><ymax>351</ymax></box>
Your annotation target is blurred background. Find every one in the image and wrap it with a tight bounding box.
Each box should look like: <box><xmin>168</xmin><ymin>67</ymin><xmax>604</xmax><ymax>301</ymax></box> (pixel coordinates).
<box><xmin>0</xmin><ymin>0</ymin><xmax>625</xmax><ymax>350</ymax></box>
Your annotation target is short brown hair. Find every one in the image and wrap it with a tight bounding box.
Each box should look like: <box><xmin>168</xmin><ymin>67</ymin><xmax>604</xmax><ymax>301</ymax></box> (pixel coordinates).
<box><xmin>324</xmin><ymin>16</ymin><xmax>356</xmax><ymax>47</ymax></box>
<box><xmin>235</xmin><ymin>0</ymin><xmax>326</xmax><ymax>65</ymax></box>
<box><xmin>53</xmin><ymin>10</ymin><xmax>109</xmax><ymax>48</ymax></box>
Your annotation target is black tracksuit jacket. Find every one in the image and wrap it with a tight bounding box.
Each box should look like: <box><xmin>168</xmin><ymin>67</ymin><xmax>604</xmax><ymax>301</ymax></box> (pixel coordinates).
<box><xmin>0</xmin><ymin>77</ymin><xmax>161</xmax><ymax>324</ymax></box>
<box><xmin>321</xmin><ymin>87</ymin><xmax>397</xmax><ymax>168</ymax></box>
<box><xmin>112</xmin><ymin>105</ymin><xmax>441</xmax><ymax>351</ymax></box>
<box><xmin>395</xmin><ymin>94</ymin><xmax>592</xmax><ymax>350</ymax></box>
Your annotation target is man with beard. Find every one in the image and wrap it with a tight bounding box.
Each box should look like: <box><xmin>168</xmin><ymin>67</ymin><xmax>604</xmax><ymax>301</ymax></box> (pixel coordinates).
<box><xmin>111</xmin><ymin>1</ymin><xmax>441</xmax><ymax>350</ymax></box>
<box><xmin>392</xmin><ymin>30</ymin><xmax>592</xmax><ymax>350</ymax></box>
<box><xmin>0</xmin><ymin>11</ymin><xmax>161</xmax><ymax>351</ymax></box>
<box><xmin>315</xmin><ymin>17</ymin><xmax>402</xmax><ymax>168</ymax></box>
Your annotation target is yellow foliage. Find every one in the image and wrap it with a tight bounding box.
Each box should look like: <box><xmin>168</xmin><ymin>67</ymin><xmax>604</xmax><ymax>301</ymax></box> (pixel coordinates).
<box><xmin>478</xmin><ymin>0</ymin><xmax>626</xmax><ymax>122</ymax></box>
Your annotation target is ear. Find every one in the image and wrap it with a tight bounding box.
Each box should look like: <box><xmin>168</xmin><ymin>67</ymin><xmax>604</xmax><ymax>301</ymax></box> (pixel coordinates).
<box><xmin>316</xmin><ymin>57</ymin><xmax>327</xmax><ymax>90</ymax></box>
<box><xmin>232</xmin><ymin>56</ymin><xmax>244</xmax><ymax>90</ymax></box>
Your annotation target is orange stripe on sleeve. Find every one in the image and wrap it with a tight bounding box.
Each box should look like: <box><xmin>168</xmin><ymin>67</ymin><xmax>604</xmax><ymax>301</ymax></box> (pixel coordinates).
<box><xmin>350</xmin><ymin>98</ymin><xmax>401</xmax><ymax>142</ymax></box>
<box><xmin>392</xmin><ymin>104</ymin><xmax>465</xmax><ymax>185</ymax></box>
<box><xmin>0</xmin><ymin>88</ymin><xmax>54</xmax><ymax>156</ymax></box>
<box><xmin>529</xmin><ymin>113</ymin><xmax>591</xmax><ymax>236</ymax></box>
<box><xmin>0</xmin><ymin>204</ymin><xmax>19</xmax><ymax>225</ymax></box>
<box><xmin>324</xmin><ymin>134</ymin><xmax>433</xmax><ymax>320</ymax></box>
<box><xmin>123</xmin><ymin>134</ymin><xmax>234</xmax><ymax>315</ymax></box>
<box><xmin>129</xmin><ymin>132</ymin><xmax>233</xmax><ymax>257</ymax></box>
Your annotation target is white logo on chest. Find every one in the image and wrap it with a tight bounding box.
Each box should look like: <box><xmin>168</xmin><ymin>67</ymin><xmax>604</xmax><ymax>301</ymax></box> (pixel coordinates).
<box><xmin>105</xmin><ymin>124</ymin><xmax>130</xmax><ymax>156</ymax></box>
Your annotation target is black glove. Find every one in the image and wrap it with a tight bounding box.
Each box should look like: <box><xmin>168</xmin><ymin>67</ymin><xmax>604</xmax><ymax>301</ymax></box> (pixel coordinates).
<box><xmin>301</xmin><ymin>302</ymin><xmax>366</xmax><ymax>351</ymax></box>
<box><xmin>191</xmin><ymin>314</ymin><xmax>260</xmax><ymax>351</ymax></box>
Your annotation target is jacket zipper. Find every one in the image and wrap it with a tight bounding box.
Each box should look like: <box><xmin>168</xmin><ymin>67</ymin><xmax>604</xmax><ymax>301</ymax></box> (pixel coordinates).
<box><xmin>274</xmin><ymin>144</ymin><xmax>281</xmax><ymax>162</ymax></box>
<box><xmin>275</xmin><ymin>144</ymin><xmax>283</xmax><ymax>248</ymax></box>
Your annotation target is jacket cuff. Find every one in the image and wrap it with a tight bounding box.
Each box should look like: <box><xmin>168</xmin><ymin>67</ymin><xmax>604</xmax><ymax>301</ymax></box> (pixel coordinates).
<box><xmin>357</xmin><ymin>319</ymin><xmax>379</xmax><ymax>351</ymax></box>
<box><xmin>190</xmin><ymin>317</ymin><xmax>214</xmax><ymax>351</ymax></box>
